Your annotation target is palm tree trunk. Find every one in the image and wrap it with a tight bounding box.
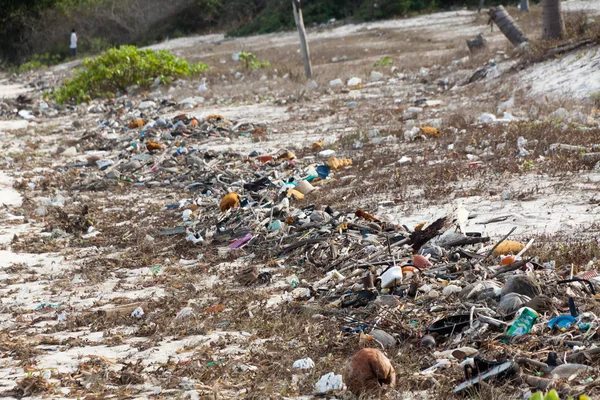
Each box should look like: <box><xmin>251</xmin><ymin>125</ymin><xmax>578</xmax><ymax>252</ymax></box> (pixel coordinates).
<box><xmin>542</xmin><ymin>0</ymin><xmax>565</xmax><ymax>40</ymax></box>
<box><xmin>489</xmin><ymin>6</ymin><xmax>529</xmax><ymax>47</ymax></box>
<box><xmin>292</xmin><ymin>0</ymin><xmax>312</xmax><ymax>79</ymax></box>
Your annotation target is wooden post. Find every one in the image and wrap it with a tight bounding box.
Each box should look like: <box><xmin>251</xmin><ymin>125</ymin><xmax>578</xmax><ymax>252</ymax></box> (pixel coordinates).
<box><xmin>520</xmin><ymin>0</ymin><xmax>530</xmax><ymax>12</ymax></box>
<box><xmin>292</xmin><ymin>0</ymin><xmax>312</xmax><ymax>79</ymax></box>
<box><xmin>478</xmin><ymin>0</ymin><xmax>485</xmax><ymax>13</ymax></box>
<box><xmin>542</xmin><ymin>0</ymin><xmax>565</xmax><ymax>40</ymax></box>
<box><xmin>489</xmin><ymin>6</ymin><xmax>529</xmax><ymax>47</ymax></box>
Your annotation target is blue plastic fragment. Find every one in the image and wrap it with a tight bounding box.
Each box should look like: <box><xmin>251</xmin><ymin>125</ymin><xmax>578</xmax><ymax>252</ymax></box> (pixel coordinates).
<box><xmin>547</xmin><ymin>315</ymin><xmax>577</xmax><ymax>330</ymax></box>
<box><xmin>316</xmin><ymin>165</ymin><xmax>330</xmax><ymax>179</ymax></box>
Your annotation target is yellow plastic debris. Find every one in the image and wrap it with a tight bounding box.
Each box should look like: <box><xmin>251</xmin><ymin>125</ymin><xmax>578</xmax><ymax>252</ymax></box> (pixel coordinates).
<box><xmin>206</xmin><ymin>114</ymin><xmax>224</xmax><ymax>121</ymax></box>
<box><xmin>278</xmin><ymin>151</ymin><xmax>296</xmax><ymax>160</ymax></box>
<box><xmin>493</xmin><ymin>240</ymin><xmax>526</xmax><ymax>256</ymax></box>
<box><xmin>420</xmin><ymin>126</ymin><xmax>441</xmax><ymax>138</ymax></box>
<box><xmin>336</xmin><ymin>222</ymin><xmax>348</xmax><ymax>232</ymax></box>
<box><xmin>328</xmin><ymin>156</ymin><xmax>353</xmax><ymax>170</ymax></box>
<box><xmin>312</xmin><ymin>140</ymin><xmax>324</xmax><ymax>150</ymax></box>
<box><xmin>287</xmin><ymin>189</ymin><xmax>304</xmax><ymax>200</ymax></box>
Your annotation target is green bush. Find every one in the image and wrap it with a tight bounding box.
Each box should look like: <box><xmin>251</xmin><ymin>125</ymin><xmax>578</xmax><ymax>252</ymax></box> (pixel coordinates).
<box><xmin>374</xmin><ymin>56</ymin><xmax>393</xmax><ymax>67</ymax></box>
<box><xmin>238</xmin><ymin>51</ymin><xmax>271</xmax><ymax>71</ymax></box>
<box><xmin>17</xmin><ymin>53</ymin><xmax>63</xmax><ymax>73</ymax></box>
<box><xmin>51</xmin><ymin>45</ymin><xmax>208</xmax><ymax>104</ymax></box>
<box><xmin>530</xmin><ymin>390</ymin><xmax>590</xmax><ymax>400</ymax></box>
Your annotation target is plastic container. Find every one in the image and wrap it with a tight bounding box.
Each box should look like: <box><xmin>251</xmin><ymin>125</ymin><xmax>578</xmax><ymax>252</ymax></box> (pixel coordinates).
<box><xmin>506</xmin><ymin>307</ymin><xmax>538</xmax><ymax>336</ymax></box>
<box><xmin>380</xmin><ymin>266</ymin><xmax>403</xmax><ymax>288</ymax></box>
<box><xmin>547</xmin><ymin>315</ymin><xmax>577</xmax><ymax>331</ymax></box>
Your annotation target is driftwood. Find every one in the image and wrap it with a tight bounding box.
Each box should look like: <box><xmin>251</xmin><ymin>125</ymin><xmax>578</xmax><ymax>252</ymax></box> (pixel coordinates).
<box><xmin>567</xmin><ymin>347</ymin><xmax>600</xmax><ymax>364</ymax></box>
<box><xmin>516</xmin><ymin>357</ymin><xmax>548</xmax><ymax>370</ymax></box>
<box><xmin>491</xmin><ymin>259</ymin><xmax>530</xmax><ymax>278</ymax></box>
<box><xmin>511</xmin><ymin>38</ymin><xmax>595</xmax><ymax>72</ymax></box>
<box><xmin>441</xmin><ymin>236</ymin><xmax>490</xmax><ymax>248</ymax></box>
<box><xmin>520</xmin><ymin>375</ymin><xmax>553</xmax><ymax>391</ymax></box>
<box><xmin>279</xmin><ymin>237</ymin><xmax>327</xmax><ymax>254</ymax></box>
<box><xmin>489</xmin><ymin>6</ymin><xmax>529</xmax><ymax>46</ymax></box>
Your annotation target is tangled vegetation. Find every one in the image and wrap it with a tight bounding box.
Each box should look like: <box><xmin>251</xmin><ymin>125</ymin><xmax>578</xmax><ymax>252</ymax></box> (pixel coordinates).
<box><xmin>51</xmin><ymin>46</ymin><xmax>208</xmax><ymax>104</ymax></box>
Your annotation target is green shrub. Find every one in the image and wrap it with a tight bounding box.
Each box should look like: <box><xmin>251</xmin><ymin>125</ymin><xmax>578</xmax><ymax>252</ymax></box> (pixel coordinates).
<box><xmin>51</xmin><ymin>45</ymin><xmax>208</xmax><ymax>104</ymax></box>
<box><xmin>17</xmin><ymin>53</ymin><xmax>63</xmax><ymax>73</ymax></box>
<box><xmin>374</xmin><ymin>56</ymin><xmax>393</xmax><ymax>67</ymax></box>
<box><xmin>238</xmin><ymin>51</ymin><xmax>271</xmax><ymax>71</ymax></box>
<box><xmin>530</xmin><ymin>390</ymin><xmax>590</xmax><ymax>400</ymax></box>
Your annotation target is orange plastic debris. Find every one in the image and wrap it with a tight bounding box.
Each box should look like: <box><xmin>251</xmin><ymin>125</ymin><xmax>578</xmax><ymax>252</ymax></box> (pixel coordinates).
<box><xmin>420</xmin><ymin>126</ymin><xmax>441</xmax><ymax>138</ymax></box>
<box><xmin>414</xmin><ymin>222</ymin><xmax>426</xmax><ymax>231</ymax></box>
<box><xmin>173</xmin><ymin>114</ymin><xmax>188</xmax><ymax>122</ymax></box>
<box><xmin>257</xmin><ymin>155</ymin><xmax>273</xmax><ymax>163</ymax></box>
<box><xmin>190</xmin><ymin>118</ymin><xmax>198</xmax><ymax>127</ymax></box>
<box><xmin>312</xmin><ymin>140</ymin><xmax>324</xmax><ymax>150</ymax></box>
<box><xmin>128</xmin><ymin>119</ymin><xmax>144</xmax><ymax>129</ymax></box>
<box><xmin>146</xmin><ymin>141</ymin><xmax>162</xmax><ymax>151</ymax></box>
<box><xmin>355</xmin><ymin>209</ymin><xmax>379</xmax><ymax>222</ymax></box>
<box><xmin>501</xmin><ymin>255</ymin><xmax>516</xmax><ymax>265</ymax></box>
<box><xmin>253</xmin><ymin>126</ymin><xmax>266</xmax><ymax>136</ymax></box>
<box><xmin>205</xmin><ymin>304</ymin><xmax>225</xmax><ymax>313</ymax></box>
<box><xmin>220</xmin><ymin>192</ymin><xmax>240</xmax><ymax>212</ymax></box>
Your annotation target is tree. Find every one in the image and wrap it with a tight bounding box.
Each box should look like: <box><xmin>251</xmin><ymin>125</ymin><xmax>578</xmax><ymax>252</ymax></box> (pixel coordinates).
<box><xmin>292</xmin><ymin>0</ymin><xmax>312</xmax><ymax>79</ymax></box>
<box><xmin>542</xmin><ymin>0</ymin><xmax>565</xmax><ymax>40</ymax></box>
<box><xmin>520</xmin><ymin>0</ymin><xmax>529</xmax><ymax>12</ymax></box>
<box><xmin>489</xmin><ymin>6</ymin><xmax>529</xmax><ymax>47</ymax></box>
<box><xmin>0</xmin><ymin>0</ymin><xmax>58</xmax><ymax>63</ymax></box>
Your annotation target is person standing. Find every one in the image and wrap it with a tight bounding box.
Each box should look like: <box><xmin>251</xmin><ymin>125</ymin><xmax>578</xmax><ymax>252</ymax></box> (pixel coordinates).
<box><xmin>70</xmin><ymin>29</ymin><xmax>77</xmax><ymax>58</ymax></box>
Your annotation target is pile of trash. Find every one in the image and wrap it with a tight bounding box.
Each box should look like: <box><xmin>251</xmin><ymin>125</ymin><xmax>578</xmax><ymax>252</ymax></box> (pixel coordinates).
<box><xmin>56</xmin><ymin>104</ymin><xmax>598</xmax><ymax>397</ymax></box>
<box><xmin>10</xmin><ymin>89</ymin><xmax>599</xmax><ymax>399</ymax></box>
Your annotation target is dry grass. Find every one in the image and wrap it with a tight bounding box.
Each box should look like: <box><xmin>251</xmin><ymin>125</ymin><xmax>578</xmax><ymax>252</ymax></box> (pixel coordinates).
<box><xmin>3</xmin><ymin>4</ymin><xmax>600</xmax><ymax>399</ymax></box>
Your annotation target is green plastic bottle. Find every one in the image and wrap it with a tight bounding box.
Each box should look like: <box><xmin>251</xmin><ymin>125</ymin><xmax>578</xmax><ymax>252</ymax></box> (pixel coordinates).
<box><xmin>506</xmin><ymin>307</ymin><xmax>539</xmax><ymax>336</ymax></box>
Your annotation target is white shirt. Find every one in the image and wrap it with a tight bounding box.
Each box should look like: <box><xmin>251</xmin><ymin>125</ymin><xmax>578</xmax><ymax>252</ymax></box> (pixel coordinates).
<box><xmin>70</xmin><ymin>32</ymin><xmax>77</xmax><ymax>49</ymax></box>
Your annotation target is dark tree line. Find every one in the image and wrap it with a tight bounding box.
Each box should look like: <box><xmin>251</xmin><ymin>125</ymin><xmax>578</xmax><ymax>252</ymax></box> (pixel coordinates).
<box><xmin>0</xmin><ymin>0</ymin><xmax>536</xmax><ymax>65</ymax></box>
